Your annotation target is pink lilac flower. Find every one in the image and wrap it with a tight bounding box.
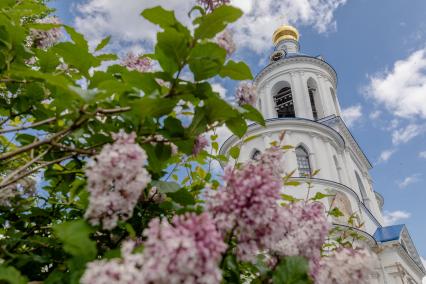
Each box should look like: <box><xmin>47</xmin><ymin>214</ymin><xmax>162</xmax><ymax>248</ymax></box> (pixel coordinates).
<box><xmin>84</xmin><ymin>131</ymin><xmax>151</xmax><ymax>230</ymax></box>
<box><xmin>271</xmin><ymin>201</ymin><xmax>330</xmax><ymax>277</ymax></box>
<box><xmin>140</xmin><ymin>213</ymin><xmax>227</xmax><ymax>284</ymax></box>
<box><xmin>193</xmin><ymin>135</ymin><xmax>209</xmax><ymax>156</ymax></box>
<box><xmin>216</xmin><ymin>29</ymin><xmax>236</xmax><ymax>55</ymax></box>
<box><xmin>235</xmin><ymin>82</ymin><xmax>256</xmax><ymax>107</ymax></box>
<box><xmin>316</xmin><ymin>248</ymin><xmax>379</xmax><ymax>284</ymax></box>
<box><xmin>121</xmin><ymin>52</ymin><xmax>152</xmax><ymax>73</ymax></box>
<box><xmin>197</xmin><ymin>0</ymin><xmax>230</xmax><ymax>12</ymax></box>
<box><xmin>81</xmin><ymin>241</ymin><xmax>144</xmax><ymax>284</ymax></box>
<box><xmin>29</xmin><ymin>16</ymin><xmax>62</xmax><ymax>49</ymax></box>
<box><xmin>206</xmin><ymin>148</ymin><xmax>284</xmax><ymax>262</ymax></box>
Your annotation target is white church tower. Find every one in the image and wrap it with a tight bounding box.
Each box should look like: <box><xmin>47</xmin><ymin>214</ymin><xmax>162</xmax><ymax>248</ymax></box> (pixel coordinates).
<box><xmin>220</xmin><ymin>25</ymin><xmax>425</xmax><ymax>283</ymax></box>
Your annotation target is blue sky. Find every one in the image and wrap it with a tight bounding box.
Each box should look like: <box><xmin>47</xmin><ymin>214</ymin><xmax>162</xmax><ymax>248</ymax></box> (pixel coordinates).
<box><xmin>49</xmin><ymin>0</ymin><xmax>426</xmax><ymax>264</ymax></box>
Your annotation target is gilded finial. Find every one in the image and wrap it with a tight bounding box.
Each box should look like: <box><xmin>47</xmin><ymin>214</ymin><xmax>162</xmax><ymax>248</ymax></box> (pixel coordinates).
<box><xmin>272</xmin><ymin>25</ymin><xmax>299</xmax><ymax>45</ymax></box>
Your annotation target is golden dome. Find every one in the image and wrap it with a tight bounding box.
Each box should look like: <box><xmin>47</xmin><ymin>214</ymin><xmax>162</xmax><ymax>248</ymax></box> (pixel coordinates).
<box><xmin>272</xmin><ymin>25</ymin><xmax>299</xmax><ymax>45</ymax></box>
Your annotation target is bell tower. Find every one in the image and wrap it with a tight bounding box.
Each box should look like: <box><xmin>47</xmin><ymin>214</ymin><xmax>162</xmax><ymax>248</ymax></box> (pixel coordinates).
<box><xmin>255</xmin><ymin>25</ymin><xmax>341</xmax><ymax>121</ymax></box>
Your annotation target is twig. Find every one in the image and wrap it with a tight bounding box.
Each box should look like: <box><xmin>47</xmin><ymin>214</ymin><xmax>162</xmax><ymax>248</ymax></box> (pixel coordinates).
<box><xmin>0</xmin><ymin>147</ymin><xmax>51</xmax><ymax>186</ymax></box>
<box><xmin>0</xmin><ymin>117</ymin><xmax>57</xmax><ymax>134</ymax></box>
<box><xmin>0</xmin><ymin>154</ymin><xmax>74</xmax><ymax>190</ymax></box>
<box><xmin>50</xmin><ymin>141</ymin><xmax>96</xmax><ymax>155</ymax></box>
<box><xmin>96</xmin><ymin>106</ymin><xmax>131</xmax><ymax>114</ymax></box>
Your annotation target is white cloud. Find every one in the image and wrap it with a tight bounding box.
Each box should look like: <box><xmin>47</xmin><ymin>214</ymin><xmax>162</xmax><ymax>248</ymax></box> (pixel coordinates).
<box><xmin>341</xmin><ymin>104</ymin><xmax>362</xmax><ymax>127</ymax></box>
<box><xmin>366</xmin><ymin>48</ymin><xmax>426</xmax><ymax>119</ymax></box>
<box><xmin>391</xmin><ymin>124</ymin><xmax>425</xmax><ymax>145</ymax></box>
<box><xmin>377</xmin><ymin>149</ymin><xmax>396</xmax><ymax>164</ymax></box>
<box><xmin>74</xmin><ymin>0</ymin><xmax>194</xmax><ymax>47</ymax></box>
<box><xmin>231</xmin><ymin>0</ymin><xmax>347</xmax><ymax>53</ymax></box>
<box><xmin>369</xmin><ymin>110</ymin><xmax>381</xmax><ymax>119</ymax></box>
<box><xmin>398</xmin><ymin>174</ymin><xmax>421</xmax><ymax>189</ymax></box>
<box><xmin>211</xmin><ymin>83</ymin><xmax>227</xmax><ymax>98</ymax></box>
<box><xmin>419</xmin><ymin>151</ymin><xmax>426</xmax><ymax>159</ymax></box>
<box><xmin>74</xmin><ymin>0</ymin><xmax>347</xmax><ymax>53</ymax></box>
<box><xmin>383</xmin><ymin>210</ymin><xmax>411</xmax><ymax>226</ymax></box>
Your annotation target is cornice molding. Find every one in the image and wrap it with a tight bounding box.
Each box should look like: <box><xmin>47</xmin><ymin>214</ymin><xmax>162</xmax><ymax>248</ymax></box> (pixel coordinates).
<box><xmin>254</xmin><ymin>56</ymin><xmax>338</xmax><ymax>89</ymax></box>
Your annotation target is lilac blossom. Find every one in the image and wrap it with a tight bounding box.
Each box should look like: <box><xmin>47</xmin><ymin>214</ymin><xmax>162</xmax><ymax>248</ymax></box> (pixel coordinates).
<box><xmin>193</xmin><ymin>135</ymin><xmax>209</xmax><ymax>156</ymax></box>
<box><xmin>84</xmin><ymin>131</ymin><xmax>151</xmax><ymax>230</ymax></box>
<box><xmin>271</xmin><ymin>201</ymin><xmax>330</xmax><ymax>277</ymax></box>
<box><xmin>29</xmin><ymin>16</ymin><xmax>62</xmax><ymax>49</ymax></box>
<box><xmin>121</xmin><ymin>52</ymin><xmax>152</xmax><ymax>73</ymax></box>
<box><xmin>316</xmin><ymin>248</ymin><xmax>379</xmax><ymax>284</ymax></box>
<box><xmin>216</xmin><ymin>29</ymin><xmax>236</xmax><ymax>55</ymax></box>
<box><xmin>197</xmin><ymin>0</ymin><xmax>230</xmax><ymax>12</ymax></box>
<box><xmin>235</xmin><ymin>82</ymin><xmax>256</xmax><ymax>107</ymax></box>
<box><xmin>140</xmin><ymin>213</ymin><xmax>226</xmax><ymax>284</ymax></box>
<box><xmin>81</xmin><ymin>241</ymin><xmax>143</xmax><ymax>284</ymax></box>
<box><xmin>206</xmin><ymin>148</ymin><xmax>284</xmax><ymax>262</ymax></box>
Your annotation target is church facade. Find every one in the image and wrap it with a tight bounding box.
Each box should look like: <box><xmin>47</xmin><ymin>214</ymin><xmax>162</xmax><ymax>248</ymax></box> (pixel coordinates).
<box><xmin>220</xmin><ymin>25</ymin><xmax>425</xmax><ymax>283</ymax></box>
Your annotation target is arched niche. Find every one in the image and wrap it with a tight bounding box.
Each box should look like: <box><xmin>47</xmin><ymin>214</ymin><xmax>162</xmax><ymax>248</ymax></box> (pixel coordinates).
<box><xmin>331</xmin><ymin>192</ymin><xmax>354</xmax><ymax>225</ymax></box>
<box><xmin>355</xmin><ymin>171</ymin><xmax>369</xmax><ymax>206</ymax></box>
<box><xmin>307</xmin><ymin>77</ymin><xmax>323</xmax><ymax>120</ymax></box>
<box><xmin>272</xmin><ymin>81</ymin><xmax>295</xmax><ymax>118</ymax></box>
<box><xmin>333</xmin><ymin>155</ymin><xmax>343</xmax><ymax>183</ymax></box>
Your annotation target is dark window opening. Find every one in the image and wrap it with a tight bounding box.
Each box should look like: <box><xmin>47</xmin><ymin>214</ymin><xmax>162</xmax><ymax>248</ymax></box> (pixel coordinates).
<box><xmin>274</xmin><ymin>87</ymin><xmax>295</xmax><ymax>118</ymax></box>
<box><xmin>251</xmin><ymin>149</ymin><xmax>261</xmax><ymax>161</ymax></box>
<box><xmin>308</xmin><ymin>87</ymin><xmax>318</xmax><ymax>120</ymax></box>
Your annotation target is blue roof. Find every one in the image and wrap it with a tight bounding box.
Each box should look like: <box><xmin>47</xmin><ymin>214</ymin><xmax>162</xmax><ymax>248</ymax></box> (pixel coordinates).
<box><xmin>373</xmin><ymin>224</ymin><xmax>405</xmax><ymax>242</ymax></box>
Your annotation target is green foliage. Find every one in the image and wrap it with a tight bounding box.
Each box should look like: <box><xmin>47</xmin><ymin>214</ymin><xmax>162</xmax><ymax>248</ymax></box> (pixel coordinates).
<box><xmin>272</xmin><ymin>256</ymin><xmax>313</xmax><ymax>284</ymax></box>
<box><xmin>0</xmin><ymin>265</ymin><xmax>28</xmax><ymax>284</ymax></box>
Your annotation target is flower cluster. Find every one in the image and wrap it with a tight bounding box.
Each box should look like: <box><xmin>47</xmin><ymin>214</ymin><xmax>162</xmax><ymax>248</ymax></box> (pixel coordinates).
<box><xmin>81</xmin><ymin>241</ymin><xmax>143</xmax><ymax>284</ymax></box>
<box><xmin>193</xmin><ymin>135</ymin><xmax>209</xmax><ymax>156</ymax></box>
<box><xmin>216</xmin><ymin>29</ymin><xmax>236</xmax><ymax>55</ymax></box>
<box><xmin>121</xmin><ymin>52</ymin><xmax>152</xmax><ymax>73</ymax></box>
<box><xmin>197</xmin><ymin>0</ymin><xmax>230</xmax><ymax>12</ymax></box>
<box><xmin>207</xmin><ymin>148</ymin><xmax>284</xmax><ymax>262</ymax></box>
<box><xmin>272</xmin><ymin>201</ymin><xmax>330</xmax><ymax>277</ymax></box>
<box><xmin>235</xmin><ymin>82</ymin><xmax>256</xmax><ymax>107</ymax></box>
<box><xmin>0</xmin><ymin>177</ymin><xmax>36</xmax><ymax>206</ymax></box>
<box><xmin>141</xmin><ymin>213</ymin><xmax>226</xmax><ymax>284</ymax></box>
<box><xmin>84</xmin><ymin>131</ymin><xmax>151</xmax><ymax>230</ymax></box>
<box><xmin>28</xmin><ymin>16</ymin><xmax>62</xmax><ymax>49</ymax></box>
<box><xmin>316</xmin><ymin>248</ymin><xmax>379</xmax><ymax>284</ymax></box>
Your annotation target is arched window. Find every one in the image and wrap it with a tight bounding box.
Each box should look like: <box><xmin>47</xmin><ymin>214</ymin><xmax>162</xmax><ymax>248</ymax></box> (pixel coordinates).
<box><xmin>307</xmin><ymin>78</ymin><xmax>321</xmax><ymax>120</ymax></box>
<box><xmin>251</xmin><ymin>149</ymin><xmax>261</xmax><ymax>161</ymax></box>
<box><xmin>330</xmin><ymin>88</ymin><xmax>340</xmax><ymax>116</ymax></box>
<box><xmin>274</xmin><ymin>82</ymin><xmax>295</xmax><ymax>118</ymax></box>
<box><xmin>296</xmin><ymin>146</ymin><xmax>311</xmax><ymax>176</ymax></box>
<box><xmin>333</xmin><ymin>156</ymin><xmax>342</xmax><ymax>183</ymax></box>
<box><xmin>355</xmin><ymin>171</ymin><xmax>368</xmax><ymax>203</ymax></box>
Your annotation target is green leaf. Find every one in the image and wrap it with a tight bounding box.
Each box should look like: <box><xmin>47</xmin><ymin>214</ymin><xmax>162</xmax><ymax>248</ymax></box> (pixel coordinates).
<box><xmin>54</xmin><ymin>220</ymin><xmax>97</xmax><ymax>261</ymax></box>
<box><xmin>281</xmin><ymin>194</ymin><xmax>298</xmax><ymax>202</ymax></box>
<box><xmin>153</xmin><ymin>181</ymin><xmax>180</xmax><ymax>193</ymax></box>
<box><xmin>155</xmin><ymin>28</ymin><xmax>189</xmax><ymax>75</ymax></box>
<box><xmin>194</xmin><ymin>5</ymin><xmax>243</xmax><ymax>39</ymax></box>
<box><xmin>284</xmin><ymin>181</ymin><xmax>301</xmax><ymax>186</ymax></box>
<box><xmin>0</xmin><ymin>265</ymin><xmax>27</xmax><ymax>284</ymax></box>
<box><xmin>310</xmin><ymin>192</ymin><xmax>334</xmax><ymax>201</ymax></box>
<box><xmin>240</xmin><ymin>104</ymin><xmax>265</xmax><ymax>126</ymax></box>
<box><xmin>142</xmin><ymin>6</ymin><xmax>188</xmax><ymax>35</ymax></box>
<box><xmin>272</xmin><ymin>256</ymin><xmax>312</xmax><ymax>284</ymax></box>
<box><xmin>226</xmin><ymin>116</ymin><xmax>247</xmax><ymax>138</ymax></box>
<box><xmin>167</xmin><ymin>188</ymin><xmax>196</xmax><ymax>206</ymax></box>
<box><xmin>53</xmin><ymin>42</ymin><xmax>99</xmax><ymax>77</ymax></box>
<box><xmin>329</xmin><ymin>207</ymin><xmax>344</xmax><ymax>218</ymax></box>
<box><xmin>95</xmin><ymin>36</ymin><xmax>111</xmax><ymax>51</ymax></box>
<box><xmin>220</xmin><ymin>60</ymin><xmax>253</xmax><ymax>80</ymax></box>
<box><xmin>243</xmin><ymin>134</ymin><xmax>261</xmax><ymax>143</ymax></box>
<box><xmin>229</xmin><ymin>145</ymin><xmax>240</xmax><ymax>159</ymax></box>
<box><xmin>132</xmin><ymin>96</ymin><xmax>177</xmax><ymax>119</ymax></box>
<box><xmin>36</xmin><ymin>49</ymin><xmax>60</xmax><ymax>72</ymax></box>
<box><xmin>64</xmin><ymin>26</ymin><xmax>88</xmax><ymax>50</ymax></box>
<box><xmin>189</xmin><ymin>42</ymin><xmax>226</xmax><ymax>81</ymax></box>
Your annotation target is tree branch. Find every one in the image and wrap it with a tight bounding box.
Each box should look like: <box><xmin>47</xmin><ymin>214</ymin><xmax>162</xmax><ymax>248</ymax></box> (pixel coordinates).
<box><xmin>0</xmin><ymin>117</ymin><xmax>57</xmax><ymax>134</ymax></box>
<box><xmin>50</xmin><ymin>141</ymin><xmax>96</xmax><ymax>155</ymax></box>
<box><xmin>0</xmin><ymin>147</ymin><xmax>51</xmax><ymax>186</ymax></box>
<box><xmin>0</xmin><ymin>154</ymin><xmax>75</xmax><ymax>190</ymax></box>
